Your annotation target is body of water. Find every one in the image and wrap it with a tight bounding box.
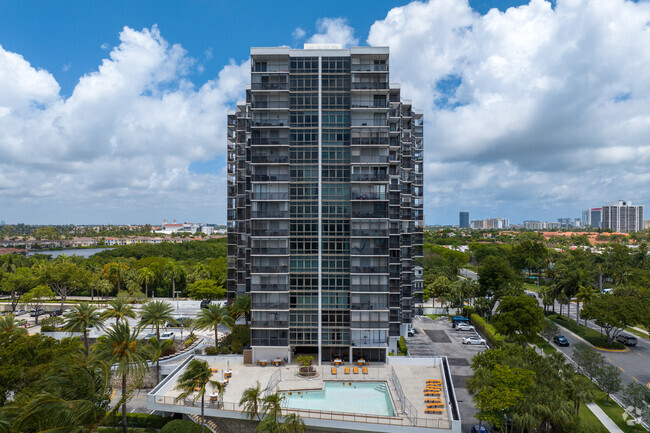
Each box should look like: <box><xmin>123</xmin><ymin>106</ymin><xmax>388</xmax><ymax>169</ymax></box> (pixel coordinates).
<box><xmin>27</xmin><ymin>247</ymin><xmax>114</xmax><ymax>258</ymax></box>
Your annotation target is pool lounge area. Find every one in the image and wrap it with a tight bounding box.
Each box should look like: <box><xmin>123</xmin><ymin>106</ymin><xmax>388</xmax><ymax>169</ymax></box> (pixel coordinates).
<box><xmin>147</xmin><ymin>355</ymin><xmax>461</xmax><ymax>433</ymax></box>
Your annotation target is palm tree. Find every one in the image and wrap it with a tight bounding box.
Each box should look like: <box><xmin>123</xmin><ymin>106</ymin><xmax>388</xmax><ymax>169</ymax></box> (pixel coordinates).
<box><xmin>109</xmin><ymin>262</ymin><xmax>129</xmax><ymax>292</ymax></box>
<box><xmin>174</xmin><ymin>359</ymin><xmax>220</xmax><ymax>433</ymax></box>
<box><xmin>101</xmin><ymin>296</ymin><xmax>137</xmax><ymax>325</ymax></box>
<box><xmin>260</xmin><ymin>392</ymin><xmax>285</xmax><ymax>432</ymax></box>
<box><xmin>230</xmin><ymin>293</ymin><xmax>251</xmax><ymax>326</ymax></box>
<box><xmin>281</xmin><ymin>413</ymin><xmax>306</xmax><ymax>433</ymax></box>
<box><xmin>136</xmin><ymin>267</ymin><xmax>155</xmax><ymax>298</ymax></box>
<box><xmin>164</xmin><ymin>260</ymin><xmax>184</xmax><ymax>301</ymax></box>
<box><xmin>0</xmin><ymin>314</ymin><xmax>27</xmax><ymax>336</ymax></box>
<box><xmin>139</xmin><ymin>300</ymin><xmax>175</xmax><ymax>339</ymax></box>
<box><xmin>145</xmin><ymin>336</ymin><xmax>174</xmax><ymax>385</ymax></box>
<box><xmin>189</xmin><ymin>263</ymin><xmax>211</xmax><ymax>283</ymax></box>
<box><xmin>93</xmin><ymin>321</ymin><xmax>149</xmax><ymax>433</ymax></box>
<box><xmin>197</xmin><ymin>303</ymin><xmax>234</xmax><ymax>347</ymax></box>
<box><xmin>62</xmin><ymin>302</ymin><xmax>104</xmax><ymax>354</ymax></box>
<box><xmin>575</xmin><ymin>285</ymin><xmax>596</xmax><ymax>326</ymax></box>
<box><xmin>240</xmin><ymin>381</ymin><xmax>264</xmax><ymax>421</ymax></box>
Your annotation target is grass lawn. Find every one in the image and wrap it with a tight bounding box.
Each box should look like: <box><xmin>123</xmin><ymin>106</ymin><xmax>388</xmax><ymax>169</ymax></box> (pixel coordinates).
<box><xmin>624</xmin><ymin>327</ymin><xmax>649</xmax><ymax>339</ymax></box>
<box><xmin>585</xmin><ymin>378</ymin><xmax>649</xmax><ymax>432</ymax></box>
<box><xmin>579</xmin><ymin>401</ymin><xmax>609</xmax><ymax>433</ymax></box>
<box><xmin>523</xmin><ymin>282</ymin><xmax>540</xmax><ymax>292</ymax></box>
<box><xmin>534</xmin><ymin>335</ymin><xmax>556</xmax><ymax>356</ymax></box>
<box><xmin>425</xmin><ymin>314</ymin><xmax>441</xmax><ymax>321</ymax></box>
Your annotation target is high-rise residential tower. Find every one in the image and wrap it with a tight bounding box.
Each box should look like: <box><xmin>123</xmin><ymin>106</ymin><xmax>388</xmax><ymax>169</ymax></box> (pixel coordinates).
<box><xmin>459</xmin><ymin>212</ymin><xmax>469</xmax><ymax>228</ymax></box>
<box><xmin>601</xmin><ymin>201</ymin><xmax>643</xmax><ymax>233</ymax></box>
<box><xmin>227</xmin><ymin>45</ymin><xmax>424</xmax><ymax>364</ymax></box>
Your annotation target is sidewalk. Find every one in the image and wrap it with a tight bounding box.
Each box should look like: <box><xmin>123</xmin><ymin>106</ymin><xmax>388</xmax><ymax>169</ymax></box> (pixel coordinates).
<box><xmin>586</xmin><ymin>403</ymin><xmax>624</xmax><ymax>433</ymax></box>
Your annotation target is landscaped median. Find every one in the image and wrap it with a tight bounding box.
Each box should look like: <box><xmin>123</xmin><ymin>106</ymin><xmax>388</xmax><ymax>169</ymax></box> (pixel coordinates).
<box><xmin>547</xmin><ymin>314</ymin><xmax>627</xmax><ymax>351</ymax></box>
<box><xmin>469</xmin><ymin>313</ymin><xmax>505</xmax><ymax>347</ymax></box>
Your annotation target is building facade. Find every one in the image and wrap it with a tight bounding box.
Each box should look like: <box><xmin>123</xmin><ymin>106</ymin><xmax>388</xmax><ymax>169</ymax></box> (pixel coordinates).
<box><xmin>601</xmin><ymin>201</ymin><xmax>644</xmax><ymax>233</ymax></box>
<box><xmin>459</xmin><ymin>212</ymin><xmax>469</xmax><ymax>228</ymax></box>
<box><xmin>227</xmin><ymin>45</ymin><xmax>424</xmax><ymax>364</ymax></box>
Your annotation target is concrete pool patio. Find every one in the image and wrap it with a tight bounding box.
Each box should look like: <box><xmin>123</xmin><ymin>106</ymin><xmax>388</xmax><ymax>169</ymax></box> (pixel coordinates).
<box><xmin>148</xmin><ymin>355</ymin><xmax>461</xmax><ymax>433</ymax></box>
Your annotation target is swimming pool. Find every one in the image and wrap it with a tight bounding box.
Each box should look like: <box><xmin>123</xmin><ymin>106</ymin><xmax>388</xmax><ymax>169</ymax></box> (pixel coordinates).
<box><xmin>281</xmin><ymin>381</ymin><xmax>395</xmax><ymax>416</ymax></box>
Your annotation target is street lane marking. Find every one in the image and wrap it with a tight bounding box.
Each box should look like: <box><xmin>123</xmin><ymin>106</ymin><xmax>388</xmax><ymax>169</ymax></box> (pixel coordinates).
<box><xmin>618</xmin><ymin>367</ymin><xmax>624</xmax><ymax>372</ymax></box>
<box><xmin>632</xmin><ymin>376</ymin><xmax>639</xmax><ymax>382</ymax></box>
<box><xmin>607</xmin><ymin>357</ymin><xmax>613</xmax><ymax>363</ymax></box>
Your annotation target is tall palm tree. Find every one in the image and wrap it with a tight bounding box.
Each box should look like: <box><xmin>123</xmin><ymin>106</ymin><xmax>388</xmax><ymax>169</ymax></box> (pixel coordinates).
<box><xmin>259</xmin><ymin>392</ymin><xmax>285</xmax><ymax>432</ymax></box>
<box><xmin>145</xmin><ymin>336</ymin><xmax>174</xmax><ymax>385</ymax></box>
<box><xmin>189</xmin><ymin>263</ymin><xmax>210</xmax><ymax>282</ymax></box>
<box><xmin>101</xmin><ymin>296</ymin><xmax>137</xmax><ymax>325</ymax></box>
<box><xmin>575</xmin><ymin>285</ymin><xmax>596</xmax><ymax>326</ymax></box>
<box><xmin>139</xmin><ymin>300</ymin><xmax>175</xmax><ymax>339</ymax></box>
<box><xmin>62</xmin><ymin>302</ymin><xmax>104</xmax><ymax>354</ymax></box>
<box><xmin>136</xmin><ymin>267</ymin><xmax>155</xmax><ymax>298</ymax></box>
<box><xmin>197</xmin><ymin>303</ymin><xmax>234</xmax><ymax>347</ymax></box>
<box><xmin>230</xmin><ymin>293</ymin><xmax>251</xmax><ymax>326</ymax></box>
<box><xmin>0</xmin><ymin>314</ymin><xmax>27</xmax><ymax>336</ymax></box>
<box><xmin>281</xmin><ymin>413</ymin><xmax>306</xmax><ymax>433</ymax></box>
<box><xmin>93</xmin><ymin>321</ymin><xmax>149</xmax><ymax>433</ymax></box>
<box><xmin>240</xmin><ymin>381</ymin><xmax>264</xmax><ymax>421</ymax></box>
<box><xmin>164</xmin><ymin>260</ymin><xmax>184</xmax><ymax>301</ymax></box>
<box><xmin>109</xmin><ymin>262</ymin><xmax>129</xmax><ymax>293</ymax></box>
<box><xmin>174</xmin><ymin>358</ymin><xmax>221</xmax><ymax>433</ymax></box>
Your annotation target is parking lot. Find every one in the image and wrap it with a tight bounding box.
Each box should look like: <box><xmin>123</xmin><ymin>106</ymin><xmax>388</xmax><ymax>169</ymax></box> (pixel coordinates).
<box><xmin>407</xmin><ymin>315</ymin><xmax>488</xmax><ymax>432</ymax></box>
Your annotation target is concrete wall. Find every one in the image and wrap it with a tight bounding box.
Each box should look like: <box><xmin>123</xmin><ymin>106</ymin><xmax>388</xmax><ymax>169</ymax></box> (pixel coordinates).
<box><xmin>252</xmin><ymin>346</ymin><xmax>290</xmax><ymax>364</ymax></box>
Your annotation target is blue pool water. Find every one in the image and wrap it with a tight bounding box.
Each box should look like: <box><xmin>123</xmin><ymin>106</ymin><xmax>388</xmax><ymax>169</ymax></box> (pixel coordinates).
<box><xmin>282</xmin><ymin>381</ymin><xmax>394</xmax><ymax>416</ymax></box>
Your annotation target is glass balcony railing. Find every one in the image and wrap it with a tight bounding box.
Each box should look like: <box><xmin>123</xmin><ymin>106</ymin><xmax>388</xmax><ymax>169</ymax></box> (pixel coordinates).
<box><xmin>251</xmin><ymin>229</ymin><xmax>289</xmax><ymax>236</ymax></box>
<box><xmin>350</xmin><ymin>229</ymin><xmax>389</xmax><ymax>237</ymax></box>
<box><xmin>251</xmin><ymin>192</ymin><xmax>289</xmax><ymax>200</ymax></box>
<box><xmin>351</xmin><ymin>266</ymin><xmax>389</xmax><ymax>273</ymax></box>
<box><xmin>251</xmin><ymin>83</ymin><xmax>288</xmax><ymax>91</ymax></box>
<box><xmin>351</xmin><ymin>64</ymin><xmax>388</xmax><ymax>72</ymax></box>
<box><xmin>351</xmin><ymin>192</ymin><xmax>387</xmax><ymax>200</ymax></box>
<box><xmin>251</xmin><ymin>211</ymin><xmax>289</xmax><ymax>218</ymax></box>
<box><xmin>350</xmin><ymin>321</ymin><xmax>389</xmax><ymax>329</ymax></box>
<box><xmin>251</xmin><ymin>174</ymin><xmax>290</xmax><ymax>182</ymax></box>
<box><xmin>350</xmin><ymin>173</ymin><xmax>389</xmax><ymax>182</ymax></box>
<box><xmin>351</xmin><ymin>82</ymin><xmax>389</xmax><ymax>90</ymax></box>
<box><xmin>251</xmin><ymin>156</ymin><xmax>289</xmax><ymax>164</ymax></box>
<box><xmin>251</xmin><ymin>248</ymin><xmax>289</xmax><ymax>255</ymax></box>
<box><xmin>251</xmin><ymin>265</ymin><xmax>289</xmax><ymax>273</ymax></box>
<box><xmin>252</xmin><ymin>303</ymin><xmax>290</xmax><ymax>310</ymax></box>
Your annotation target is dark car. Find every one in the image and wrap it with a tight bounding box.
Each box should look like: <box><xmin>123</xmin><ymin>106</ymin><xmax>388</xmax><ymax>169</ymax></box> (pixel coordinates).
<box><xmin>49</xmin><ymin>309</ymin><xmax>63</xmax><ymax>317</ymax></box>
<box><xmin>470</xmin><ymin>426</ymin><xmax>488</xmax><ymax>433</ymax></box>
<box><xmin>615</xmin><ymin>334</ymin><xmax>637</xmax><ymax>346</ymax></box>
<box><xmin>553</xmin><ymin>335</ymin><xmax>569</xmax><ymax>347</ymax></box>
<box><xmin>200</xmin><ymin>299</ymin><xmax>211</xmax><ymax>309</ymax></box>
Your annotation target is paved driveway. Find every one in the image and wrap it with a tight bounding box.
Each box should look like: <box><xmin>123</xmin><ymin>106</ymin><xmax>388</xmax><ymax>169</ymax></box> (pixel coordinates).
<box><xmin>407</xmin><ymin>315</ymin><xmax>488</xmax><ymax>432</ymax></box>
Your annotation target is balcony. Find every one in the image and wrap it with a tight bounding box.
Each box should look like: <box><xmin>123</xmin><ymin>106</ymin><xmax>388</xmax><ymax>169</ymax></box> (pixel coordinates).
<box><xmin>251</xmin><ymin>211</ymin><xmax>289</xmax><ymax>219</ymax></box>
<box><xmin>351</xmin><ymin>101</ymin><xmax>388</xmax><ymax>109</ymax></box>
<box><xmin>351</xmin><ymin>303</ymin><xmax>388</xmax><ymax>311</ymax></box>
<box><xmin>351</xmin><ymin>211</ymin><xmax>388</xmax><ymax>218</ymax></box>
<box><xmin>252</xmin><ymin>303</ymin><xmax>290</xmax><ymax>310</ymax></box>
<box><xmin>251</xmin><ymin>265</ymin><xmax>289</xmax><ymax>273</ymax></box>
<box><xmin>351</xmin><ymin>192</ymin><xmax>386</xmax><ymax>201</ymax></box>
<box><xmin>350</xmin><ymin>173</ymin><xmax>389</xmax><ymax>182</ymax></box>
<box><xmin>251</xmin><ymin>83</ymin><xmax>288</xmax><ymax>91</ymax></box>
<box><xmin>251</xmin><ymin>248</ymin><xmax>289</xmax><ymax>255</ymax></box>
<box><xmin>351</xmin><ymin>338</ymin><xmax>388</xmax><ymax>347</ymax></box>
<box><xmin>251</xmin><ymin>192</ymin><xmax>289</xmax><ymax>200</ymax></box>
<box><xmin>352</xmin><ymin>64</ymin><xmax>388</xmax><ymax>72</ymax></box>
<box><xmin>251</xmin><ymin>229</ymin><xmax>289</xmax><ymax>237</ymax></box>
<box><xmin>251</xmin><ymin>321</ymin><xmax>289</xmax><ymax>328</ymax></box>
<box><xmin>351</xmin><ymin>266</ymin><xmax>388</xmax><ymax>274</ymax></box>
<box><xmin>251</xmin><ymin>284</ymin><xmax>289</xmax><ymax>292</ymax></box>
<box><xmin>350</xmin><ymin>321</ymin><xmax>389</xmax><ymax>329</ymax></box>
<box><xmin>251</xmin><ymin>174</ymin><xmax>290</xmax><ymax>182</ymax></box>
<box><xmin>252</xmin><ymin>120</ymin><xmax>288</xmax><ymax>128</ymax></box>
<box><xmin>251</xmin><ymin>101</ymin><xmax>289</xmax><ymax>109</ymax></box>
<box><xmin>251</xmin><ymin>137</ymin><xmax>289</xmax><ymax>145</ymax></box>
<box><xmin>351</xmin><ymin>82</ymin><xmax>389</xmax><ymax>90</ymax></box>
<box><xmin>350</xmin><ymin>229</ymin><xmax>389</xmax><ymax>237</ymax></box>
<box><xmin>251</xmin><ymin>156</ymin><xmax>289</xmax><ymax>164</ymax></box>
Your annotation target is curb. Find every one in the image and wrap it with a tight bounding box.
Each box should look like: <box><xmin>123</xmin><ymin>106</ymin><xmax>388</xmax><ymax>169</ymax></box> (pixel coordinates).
<box><xmin>553</xmin><ymin>323</ymin><xmax>630</xmax><ymax>353</ymax></box>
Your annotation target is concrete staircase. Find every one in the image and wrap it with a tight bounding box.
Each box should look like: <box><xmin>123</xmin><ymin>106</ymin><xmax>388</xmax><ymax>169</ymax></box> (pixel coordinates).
<box><xmin>188</xmin><ymin>413</ymin><xmax>229</xmax><ymax>433</ymax></box>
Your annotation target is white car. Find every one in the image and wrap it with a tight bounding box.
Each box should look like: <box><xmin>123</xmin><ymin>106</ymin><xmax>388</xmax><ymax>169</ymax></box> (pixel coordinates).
<box><xmin>455</xmin><ymin>323</ymin><xmax>476</xmax><ymax>332</ymax></box>
<box><xmin>463</xmin><ymin>336</ymin><xmax>486</xmax><ymax>345</ymax></box>
<box><xmin>160</xmin><ymin>331</ymin><xmax>175</xmax><ymax>340</ymax></box>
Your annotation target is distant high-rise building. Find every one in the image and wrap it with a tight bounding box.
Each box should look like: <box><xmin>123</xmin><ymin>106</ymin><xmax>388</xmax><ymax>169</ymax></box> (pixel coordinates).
<box><xmin>459</xmin><ymin>212</ymin><xmax>469</xmax><ymax>228</ymax></box>
<box><xmin>601</xmin><ymin>201</ymin><xmax>643</xmax><ymax>233</ymax></box>
<box><xmin>0</xmin><ymin>220</ymin><xmax>5</xmax><ymax>226</ymax></box>
<box><xmin>582</xmin><ymin>210</ymin><xmax>590</xmax><ymax>226</ymax></box>
<box><xmin>227</xmin><ymin>45</ymin><xmax>424</xmax><ymax>364</ymax></box>
<box><xmin>589</xmin><ymin>208</ymin><xmax>602</xmax><ymax>229</ymax></box>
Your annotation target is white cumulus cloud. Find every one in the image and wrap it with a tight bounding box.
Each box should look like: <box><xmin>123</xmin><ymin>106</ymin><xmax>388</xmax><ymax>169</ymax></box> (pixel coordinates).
<box><xmin>307</xmin><ymin>18</ymin><xmax>358</xmax><ymax>48</ymax></box>
<box><xmin>0</xmin><ymin>25</ymin><xmax>249</xmax><ymax>224</ymax></box>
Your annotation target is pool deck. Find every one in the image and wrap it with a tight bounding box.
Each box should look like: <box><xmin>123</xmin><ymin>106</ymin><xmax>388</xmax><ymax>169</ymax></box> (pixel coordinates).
<box><xmin>149</xmin><ymin>355</ymin><xmax>458</xmax><ymax>432</ymax></box>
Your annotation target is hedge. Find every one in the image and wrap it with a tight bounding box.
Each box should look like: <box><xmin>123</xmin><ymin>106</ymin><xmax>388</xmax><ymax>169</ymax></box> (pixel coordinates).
<box><xmin>111</xmin><ymin>413</ymin><xmax>172</xmax><ymax>429</ymax></box>
<box><xmin>470</xmin><ymin>314</ymin><xmax>505</xmax><ymax>347</ymax></box>
<box><xmin>548</xmin><ymin>314</ymin><xmax>625</xmax><ymax>350</ymax></box>
<box><xmin>398</xmin><ymin>336</ymin><xmax>408</xmax><ymax>355</ymax></box>
<box><xmin>98</xmin><ymin>428</ymin><xmax>158</xmax><ymax>433</ymax></box>
<box><xmin>160</xmin><ymin>420</ymin><xmax>202</xmax><ymax>433</ymax></box>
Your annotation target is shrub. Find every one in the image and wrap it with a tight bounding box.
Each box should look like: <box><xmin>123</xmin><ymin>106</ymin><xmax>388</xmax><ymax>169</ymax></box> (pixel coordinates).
<box><xmin>230</xmin><ymin>340</ymin><xmax>243</xmax><ymax>353</ymax></box>
<box><xmin>41</xmin><ymin>325</ymin><xmax>56</xmax><ymax>332</ymax></box>
<box><xmin>160</xmin><ymin>420</ymin><xmax>202</xmax><ymax>433</ymax></box>
<box><xmin>204</xmin><ymin>346</ymin><xmax>219</xmax><ymax>355</ymax></box>
<box><xmin>98</xmin><ymin>428</ymin><xmax>158</xmax><ymax>433</ymax></box>
<box><xmin>398</xmin><ymin>336</ymin><xmax>408</xmax><ymax>355</ymax></box>
<box><xmin>470</xmin><ymin>314</ymin><xmax>505</xmax><ymax>347</ymax></box>
<box><xmin>110</xmin><ymin>413</ymin><xmax>172</xmax><ymax>429</ymax></box>
<box><xmin>184</xmin><ymin>335</ymin><xmax>197</xmax><ymax>348</ymax></box>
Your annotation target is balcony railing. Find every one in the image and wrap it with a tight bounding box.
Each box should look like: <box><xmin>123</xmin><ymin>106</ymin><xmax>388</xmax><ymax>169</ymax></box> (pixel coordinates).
<box><xmin>251</xmin><ymin>321</ymin><xmax>289</xmax><ymax>328</ymax></box>
<box><xmin>251</xmin><ymin>137</ymin><xmax>289</xmax><ymax>145</ymax></box>
<box><xmin>251</xmin><ymin>174</ymin><xmax>290</xmax><ymax>182</ymax></box>
<box><xmin>251</xmin><ymin>266</ymin><xmax>289</xmax><ymax>273</ymax></box>
<box><xmin>351</xmin><ymin>192</ymin><xmax>386</xmax><ymax>200</ymax></box>
<box><xmin>351</xmin><ymin>211</ymin><xmax>388</xmax><ymax>218</ymax></box>
<box><xmin>352</xmin><ymin>64</ymin><xmax>388</xmax><ymax>72</ymax></box>
<box><xmin>251</xmin><ymin>83</ymin><xmax>288</xmax><ymax>91</ymax></box>
<box><xmin>350</xmin><ymin>321</ymin><xmax>390</xmax><ymax>329</ymax></box>
<box><xmin>351</xmin><ymin>266</ymin><xmax>388</xmax><ymax>273</ymax></box>
<box><xmin>251</xmin><ymin>192</ymin><xmax>289</xmax><ymax>200</ymax></box>
<box><xmin>251</xmin><ymin>101</ymin><xmax>289</xmax><ymax>109</ymax></box>
<box><xmin>351</xmin><ymin>82</ymin><xmax>389</xmax><ymax>90</ymax></box>
<box><xmin>251</xmin><ymin>156</ymin><xmax>289</xmax><ymax>164</ymax></box>
<box><xmin>251</xmin><ymin>248</ymin><xmax>289</xmax><ymax>255</ymax></box>
<box><xmin>251</xmin><ymin>284</ymin><xmax>289</xmax><ymax>292</ymax></box>
<box><xmin>351</xmin><ymin>101</ymin><xmax>388</xmax><ymax>108</ymax></box>
<box><xmin>351</xmin><ymin>337</ymin><xmax>389</xmax><ymax>347</ymax></box>
<box><xmin>252</xmin><ymin>303</ymin><xmax>290</xmax><ymax>310</ymax></box>
<box><xmin>251</xmin><ymin>230</ymin><xmax>289</xmax><ymax>236</ymax></box>
<box><xmin>351</xmin><ymin>303</ymin><xmax>389</xmax><ymax>310</ymax></box>
<box><xmin>351</xmin><ymin>173</ymin><xmax>389</xmax><ymax>182</ymax></box>
<box><xmin>352</xmin><ymin>247</ymin><xmax>388</xmax><ymax>255</ymax></box>
<box><xmin>252</xmin><ymin>120</ymin><xmax>288</xmax><ymax>127</ymax></box>
<box><xmin>251</xmin><ymin>211</ymin><xmax>289</xmax><ymax>218</ymax></box>
<box><xmin>351</xmin><ymin>229</ymin><xmax>389</xmax><ymax>237</ymax></box>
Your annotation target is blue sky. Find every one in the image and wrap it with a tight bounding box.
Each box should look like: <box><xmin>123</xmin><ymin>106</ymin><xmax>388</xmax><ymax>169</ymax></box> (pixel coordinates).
<box><xmin>1</xmin><ymin>0</ymin><xmax>648</xmax><ymax>226</ymax></box>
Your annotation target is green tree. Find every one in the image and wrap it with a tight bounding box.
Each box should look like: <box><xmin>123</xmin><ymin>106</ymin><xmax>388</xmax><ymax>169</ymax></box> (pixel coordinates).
<box><xmin>552</xmin><ymin>251</ymin><xmax>595</xmax><ymax>323</ymax></box>
<box><xmin>197</xmin><ymin>303</ymin><xmax>234</xmax><ymax>347</ymax></box>
<box><xmin>174</xmin><ymin>358</ymin><xmax>221</xmax><ymax>433</ymax></box>
<box><xmin>145</xmin><ymin>336</ymin><xmax>174</xmax><ymax>385</ymax></box>
<box><xmin>187</xmin><ymin>280</ymin><xmax>226</xmax><ymax>301</ymax></box>
<box><xmin>0</xmin><ymin>267</ymin><xmax>37</xmax><ymax>312</ymax></box>
<box><xmin>581</xmin><ymin>295</ymin><xmax>643</xmax><ymax>344</ymax></box>
<box><xmin>164</xmin><ymin>260</ymin><xmax>185</xmax><ymax>300</ymax></box>
<box><xmin>102</xmin><ymin>262</ymin><xmax>130</xmax><ymax>293</ymax></box>
<box><xmin>281</xmin><ymin>413</ymin><xmax>306</xmax><ymax>433</ymax></box>
<box><xmin>572</xmin><ymin>343</ymin><xmax>605</xmax><ymax>380</ymax></box>
<box><xmin>621</xmin><ymin>381</ymin><xmax>650</xmax><ymax>427</ymax></box>
<box><xmin>0</xmin><ymin>314</ymin><xmax>27</xmax><ymax>336</ymax></box>
<box><xmin>492</xmin><ymin>295</ymin><xmax>545</xmax><ymax>348</ymax></box>
<box><xmin>93</xmin><ymin>321</ymin><xmax>149</xmax><ymax>433</ymax></box>
<box><xmin>136</xmin><ymin>266</ymin><xmax>155</xmax><ymax>298</ymax></box>
<box><xmin>258</xmin><ymin>392</ymin><xmax>285</xmax><ymax>432</ymax></box>
<box><xmin>566</xmin><ymin>372</ymin><xmax>595</xmax><ymax>416</ymax></box>
<box><xmin>36</xmin><ymin>260</ymin><xmax>93</xmax><ymax>310</ymax></box>
<box><xmin>575</xmin><ymin>285</ymin><xmax>597</xmax><ymax>325</ymax></box>
<box><xmin>477</xmin><ymin>256</ymin><xmax>521</xmax><ymax>305</ymax></box>
<box><xmin>597</xmin><ymin>364</ymin><xmax>622</xmax><ymax>402</ymax></box>
<box><xmin>139</xmin><ymin>300</ymin><xmax>175</xmax><ymax>339</ymax></box>
<box><xmin>230</xmin><ymin>293</ymin><xmax>251</xmax><ymax>326</ymax></box>
<box><xmin>62</xmin><ymin>302</ymin><xmax>104</xmax><ymax>354</ymax></box>
<box><xmin>240</xmin><ymin>381</ymin><xmax>264</xmax><ymax>421</ymax></box>
<box><xmin>19</xmin><ymin>284</ymin><xmax>55</xmax><ymax>325</ymax></box>
<box><xmin>101</xmin><ymin>295</ymin><xmax>137</xmax><ymax>325</ymax></box>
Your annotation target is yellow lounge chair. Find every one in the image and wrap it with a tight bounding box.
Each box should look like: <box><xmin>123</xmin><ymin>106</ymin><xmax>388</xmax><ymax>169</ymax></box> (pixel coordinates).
<box><xmin>353</xmin><ymin>367</ymin><xmax>359</xmax><ymax>374</ymax></box>
<box><xmin>425</xmin><ymin>398</ymin><xmax>442</xmax><ymax>403</ymax></box>
<box><xmin>426</xmin><ymin>379</ymin><xmax>441</xmax><ymax>383</ymax></box>
<box><xmin>427</xmin><ymin>403</ymin><xmax>445</xmax><ymax>408</ymax></box>
<box><xmin>425</xmin><ymin>408</ymin><xmax>443</xmax><ymax>414</ymax></box>
<box><xmin>362</xmin><ymin>367</ymin><xmax>368</xmax><ymax>374</ymax></box>
<box><xmin>424</xmin><ymin>392</ymin><xmax>441</xmax><ymax>397</ymax></box>
<box><xmin>344</xmin><ymin>367</ymin><xmax>350</xmax><ymax>374</ymax></box>
<box><xmin>331</xmin><ymin>367</ymin><xmax>337</xmax><ymax>375</ymax></box>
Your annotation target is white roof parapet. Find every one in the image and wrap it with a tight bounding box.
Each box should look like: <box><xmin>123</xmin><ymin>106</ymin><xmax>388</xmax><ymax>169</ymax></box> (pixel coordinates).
<box><xmin>390</xmin><ymin>83</ymin><xmax>401</xmax><ymax>89</ymax></box>
<box><xmin>251</xmin><ymin>46</ymin><xmax>390</xmax><ymax>57</ymax></box>
<box><xmin>304</xmin><ymin>43</ymin><xmax>342</xmax><ymax>49</ymax></box>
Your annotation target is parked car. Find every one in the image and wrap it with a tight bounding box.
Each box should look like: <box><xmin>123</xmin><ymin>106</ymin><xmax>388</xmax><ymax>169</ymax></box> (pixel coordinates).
<box><xmin>200</xmin><ymin>299</ymin><xmax>211</xmax><ymax>309</ymax></box>
<box><xmin>166</xmin><ymin>317</ymin><xmax>191</xmax><ymax>328</ymax></box>
<box><xmin>160</xmin><ymin>331</ymin><xmax>175</xmax><ymax>340</ymax></box>
<box><xmin>49</xmin><ymin>309</ymin><xmax>63</xmax><ymax>317</ymax></box>
<box><xmin>14</xmin><ymin>309</ymin><xmax>27</xmax><ymax>316</ymax></box>
<box><xmin>30</xmin><ymin>308</ymin><xmax>47</xmax><ymax>317</ymax></box>
<box><xmin>615</xmin><ymin>334</ymin><xmax>637</xmax><ymax>346</ymax></box>
<box><xmin>553</xmin><ymin>335</ymin><xmax>569</xmax><ymax>347</ymax></box>
<box><xmin>470</xmin><ymin>426</ymin><xmax>488</xmax><ymax>433</ymax></box>
<box><xmin>463</xmin><ymin>336</ymin><xmax>487</xmax><ymax>345</ymax></box>
<box><xmin>141</xmin><ymin>333</ymin><xmax>156</xmax><ymax>341</ymax></box>
<box><xmin>452</xmin><ymin>315</ymin><xmax>470</xmax><ymax>328</ymax></box>
<box><xmin>456</xmin><ymin>323</ymin><xmax>476</xmax><ymax>332</ymax></box>
<box><xmin>527</xmin><ymin>292</ymin><xmax>537</xmax><ymax>299</ymax></box>
<box><xmin>602</xmin><ymin>288</ymin><xmax>614</xmax><ymax>294</ymax></box>
<box><xmin>407</xmin><ymin>327</ymin><xmax>417</xmax><ymax>336</ymax></box>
